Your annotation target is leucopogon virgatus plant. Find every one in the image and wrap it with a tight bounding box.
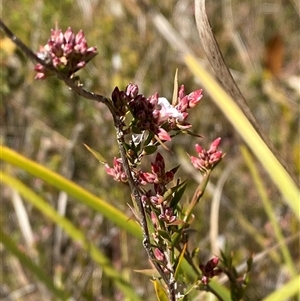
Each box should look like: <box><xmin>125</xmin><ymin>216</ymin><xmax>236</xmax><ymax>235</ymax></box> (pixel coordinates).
<box><xmin>0</xmin><ymin>22</ymin><xmax>252</xmax><ymax>301</ymax></box>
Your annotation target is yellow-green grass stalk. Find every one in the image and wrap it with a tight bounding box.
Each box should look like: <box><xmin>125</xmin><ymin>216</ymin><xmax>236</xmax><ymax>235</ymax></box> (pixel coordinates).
<box><xmin>0</xmin><ymin>145</ymin><xmax>142</xmax><ymax>239</ymax></box>
<box><xmin>183</xmin><ymin>54</ymin><xmax>299</xmax><ymax>220</ymax></box>
<box><xmin>0</xmin><ymin>229</ymin><xmax>69</xmax><ymax>300</ymax></box>
<box><xmin>261</xmin><ymin>274</ymin><xmax>300</xmax><ymax>301</ymax></box>
<box><xmin>241</xmin><ymin>145</ymin><xmax>297</xmax><ymax>277</ymax></box>
<box><xmin>1</xmin><ymin>172</ymin><xmax>142</xmax><ymax>301</ymax></box>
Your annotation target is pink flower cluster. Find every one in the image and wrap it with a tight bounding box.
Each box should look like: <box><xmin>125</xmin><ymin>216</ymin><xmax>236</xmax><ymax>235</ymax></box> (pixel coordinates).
<box><xmin>190</xmin><ymin>137</ymin><xmax>223</xmax><ymax>173</ymax></box>
<box><xmin>35</xmin><ymin>27</ymin><xmax>97</xmax><ymax>79</ymax></box>
<box><xmin>175</xmin><ymin>85</ymin><xmax>203</xmax><ymax>125</ymax></box>
<box><xmin>30</xmin><ymin>25</ymin><xmax>227</xmax><ymax>293</ymax></box>
<box><xmin>105</xmin><ymin>152</ymin><xmax>179</xmax><ymax>224</ymax></box>
<box><xmin>139</xmin><ymin>153</ymin><xmax>176</xmax><ymax>186</ymax></box>
<box><xmin>139</xmin><ymin>153</ymin><xmax>178</xmax><ymax>224</ymax></box>
<box><xmin>111</xmin><ymin>83</ymin><xmax>203</xmax><ymax>141</ymax></box>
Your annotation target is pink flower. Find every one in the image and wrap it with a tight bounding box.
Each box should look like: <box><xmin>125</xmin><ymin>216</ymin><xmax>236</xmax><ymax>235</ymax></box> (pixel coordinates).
<box><xmin>138</xmin><ymin>153</ymin><xmax>176</xmax><ymax>185</ymax></box>
<box><xmin>154</xmin><ymin>248</ymin><xmax>165</xmax><ymax>261</ymax></box>
<box><xmin>190</xmin><ymin>138</ymin><xmax>223</xmax><ymax>173</ymax></box>
<box><xmin>125</xmin><ymin>83</ymin><xmax>139</xmax><ymax>98</ymax></box>
<box><xmin>155</xmin><ymin>97</ymin><xmax>185</xmax><ymax>123</ymax></box>
<box><xmin>105</xmin><ymin>158</ymin><xmax>127</xmax><ymax>183</ymax></box>
<box><xmin>157</xmin><ymin>128</ymin><xmax>171</xmax><ymax>141</ymax></box>
<box><xmin>150</xmin><ymin>153</ymin><xmax>176</xmax><ymax>185</ymax></box>
<box><xmin>159</xmin><ymin>207</ymin><xmax>177</xmax><ymax>224</ymax></box>
<box><xmin>176</xmin><ymin>86</ymin><xmax>203</xmax><ymax>112</ymax></box>
<box><xmin>138</xmin><ymin>172</ymin><xmax>157</xmax><ymax>185</ymax></box>
<box><xmin>187</xmin><ymin>89</ymin><xmax>203</xmax><ymax>108</ymax></box>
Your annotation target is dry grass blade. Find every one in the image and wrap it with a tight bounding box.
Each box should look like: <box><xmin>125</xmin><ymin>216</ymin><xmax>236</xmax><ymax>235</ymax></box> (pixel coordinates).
<box><xmin>209</xmin><ymin>163</ymin><xmax>235</xmax><ymax>257</ymax></box>
<box><xmin>11</xmin><ymin>190</ymin><xmax>35</xmax><ymax>251</ymax></box>
<box><xmin>194</xmin><ymin>0</ymin><xmax>295</xmax><ymax>181</ymax></box>
<box><xmin>53</xmin><ymin>123</ymin><xmax>84</xmax><ymax>270</ymax></box>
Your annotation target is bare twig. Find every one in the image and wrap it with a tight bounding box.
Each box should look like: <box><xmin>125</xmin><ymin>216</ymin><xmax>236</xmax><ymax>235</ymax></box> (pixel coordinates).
<box><xmin>11</xmin><ymin>190</ymin><xmax>35</xmax><ymax>251</ymax></box>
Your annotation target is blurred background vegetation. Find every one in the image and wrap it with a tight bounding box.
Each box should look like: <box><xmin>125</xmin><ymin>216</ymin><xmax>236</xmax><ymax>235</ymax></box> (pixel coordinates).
<box><xmin>1</xmin><ymin>0</ymin><xmax>299</xmax><ymax>300</ymax></box>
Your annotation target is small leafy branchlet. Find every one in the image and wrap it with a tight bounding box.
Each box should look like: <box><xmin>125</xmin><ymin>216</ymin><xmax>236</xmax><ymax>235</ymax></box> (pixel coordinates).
<box><xmin>102</xmin><ymin>82</ymin><xmax>225</xmax><ymax>299</ymax></box>
<box><xmin>17</xmin><ymin>25</ymin><xmax>250</xmax><ymax>301</ymax></box>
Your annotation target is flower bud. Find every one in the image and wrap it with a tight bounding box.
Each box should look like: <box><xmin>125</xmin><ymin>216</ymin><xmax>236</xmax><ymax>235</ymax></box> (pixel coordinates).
<box><xmin>35</xmin><ymin>27</ymin><xmax>97</xmax><ymax>79</ymax></box>
<box><xmin>154</xmin><ymin>248</ymin><xmax>165</xmax><ymax>261</ymax></box>
<box><xmin>125</xmin><ymin>83</ymin><xmax>139</xmax><ymax>98</ymax></box>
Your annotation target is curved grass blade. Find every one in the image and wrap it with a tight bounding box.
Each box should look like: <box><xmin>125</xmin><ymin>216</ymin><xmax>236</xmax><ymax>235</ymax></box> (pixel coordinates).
<box><xmin>0</xmin><ymin>145</ymin><xmax>142</xmax><ymax>239</ymax></box>
<box><xmin>1</xmin><ymin>172</ymin><xmax>142</xmax><ymax>301</ymax></box>
<box><xmin>0</xmin><ymin>229</ymin><xmax>70</xmax><ymax>300</ymax></box>
<box><xmin>261</xmin><ymin>274</ymin><xmax>300</xmax><ymax>301</ymax></box>
<box><xmin>183</xmin><ymin>54</ymin><xmax>299</xmax><ymax>219</ymax></box>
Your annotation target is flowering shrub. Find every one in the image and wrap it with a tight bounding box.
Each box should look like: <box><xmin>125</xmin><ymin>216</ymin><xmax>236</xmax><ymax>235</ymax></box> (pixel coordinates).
<box><xmin>33</xmin><ymin>26</ymin><xmax>250</xmax><ymax>301</ymax></box>
<box><xmin>1</xmin><ymin>21</ymin><xmax>252</xmax><ymax>301</ymax></box>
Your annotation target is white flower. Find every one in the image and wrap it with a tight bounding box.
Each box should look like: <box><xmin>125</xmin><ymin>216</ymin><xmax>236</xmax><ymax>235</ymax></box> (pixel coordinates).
<box><xmin>157</xmin><ymin>97</ymin><xmax>184</xmax><ymax>122</ymax></box>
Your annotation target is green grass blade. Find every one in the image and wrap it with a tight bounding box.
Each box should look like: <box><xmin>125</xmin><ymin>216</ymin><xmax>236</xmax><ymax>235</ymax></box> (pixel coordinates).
<box><xmin>0</xmin><ymin>145</ymin><xmax>142</xmax><ymax>239</ymax></box>
<box><xmin>261</xmin><ymin>274</ymin><xmax>300</xmax><ymax>301</ymax></box>
<box><xmin>0</xmin><ymin>229</ymin><xmax>70</xmax><ymax>300</ymax></box>
<box><xmin>208</xmin><ymin>280</ymin><xmax>232</xmax><ymax>301</ymax></box>
<box><xmin>183</xmin><ymin>54</ymin><xmax>299</xmax><ymax>220</ymax></box>
<box><xmin>1</xmin><ymin>172</ymin><xmax>142</xmax><ymax>301</ymax></box>
<box><xmin>241</xmin><ymin>145</ymin><xmax>297</xmax><ymax>276</ymax></box>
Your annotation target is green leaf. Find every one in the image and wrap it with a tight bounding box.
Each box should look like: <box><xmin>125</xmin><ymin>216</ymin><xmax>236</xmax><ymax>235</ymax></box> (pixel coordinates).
<box><xmin>83</xmin><ymin>143</ymin><xmax>107</xmax><ymax>164</ymax></box>
<box><xmin>134</xmin><ymin>269</ymin><xmax>160</xmax><ymax>278</ymax></box>
<box><xmin>208</xmin><ymin>280</ymin><xmax>232</xmax><ymax>301</ymax></box>
<box><xmin>157</xmin><ymin>229</ymin><xmax>172</xmax><ymax>242</ymax></box>
<box><xmin>152</xmin><ymin>279</ymin><xmax>169</xmax><ymax>301</ymax></box>
<box><xmin>170</xmin><ymin>181</ymin><xmax>187</xmax><ymax>208</ymax></box>
<box><xmin>144</xmin><ymin>145</ymin><xmax>158</xmax><ymax>155</ymax></box>
<box><xmin>174</xmin><ymin>243</ymin><xmax>187</xmax><ymax>280</ymax></box>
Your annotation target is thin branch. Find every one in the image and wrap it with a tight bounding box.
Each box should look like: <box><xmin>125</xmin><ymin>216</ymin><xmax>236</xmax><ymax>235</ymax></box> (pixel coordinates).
<box><xmin>0</xmin><ymin>19</ymin><xmax>114</xmax><ymax>114</ymax></box>
<box><xmin>114</xmin><ymin>120</ymin><xmax>176</xmax><ymax>301</ymax></box>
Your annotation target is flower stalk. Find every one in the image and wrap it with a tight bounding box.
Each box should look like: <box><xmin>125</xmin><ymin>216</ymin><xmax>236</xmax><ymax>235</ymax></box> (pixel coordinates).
<box><xmin>0</xmin><ymin>21</ymin><xmax>251</xmax><ymax>301</ymax></box>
